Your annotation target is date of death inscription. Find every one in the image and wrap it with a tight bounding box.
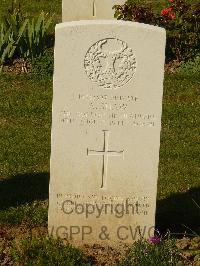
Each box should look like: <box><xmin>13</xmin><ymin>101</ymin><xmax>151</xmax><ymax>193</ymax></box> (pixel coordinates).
<box><xmin>60</xmin><ymin>93</ymin><xmax>156</xmax><ymax>127</ymax></box>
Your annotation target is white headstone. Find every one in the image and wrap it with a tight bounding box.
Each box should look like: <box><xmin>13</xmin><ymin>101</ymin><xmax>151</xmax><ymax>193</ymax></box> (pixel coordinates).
<box><xmin>62</xmin><ymin>0</ymin><xmax>125</xmax><ymax>22</ymax></box>
<box><xmin>49</xmin><ymin>20</ymin><xmax>166</xmax><ymax>246</ymax></box>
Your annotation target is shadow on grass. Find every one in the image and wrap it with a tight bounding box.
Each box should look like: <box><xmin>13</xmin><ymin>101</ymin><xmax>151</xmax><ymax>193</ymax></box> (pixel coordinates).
<box><xmin>0</xmin><ymin>173</ymin><xmax>199</xmax><ymax>236</ymax></box>
<box><xmin>0</xmin><ymin>173</ymin><xmax>49</xmax><ymax>210</ymax></box>
<box><xmin>156</xmin><ymin>187</ymin><xmax>200</xmax><ymax>236</ymax></box>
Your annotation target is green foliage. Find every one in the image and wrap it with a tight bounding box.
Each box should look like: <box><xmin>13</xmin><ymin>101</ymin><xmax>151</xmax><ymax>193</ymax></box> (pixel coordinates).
<box><xmin>32</xmin><ymin>49</ymin><xmax>54</xmax><ymax>78</ymax></box>
<box><xmin>0</xmin><ymin>5</ymin><xmax>53</xmax><ymax>70</ymax></box>
<box><xmin>23</xmin><ymin>11</ymin><xmax>53</xmax><ymax>59</ymax></box>
<box><xmin>11</xmin><ymin>237</ymin><xmax>92</xmax><ymax>266</ymax></box>
<box><xmin>113</xmin><ymin>0</ymin><xmax>200</xmax><ymax>62</ymax></box>
<box><xmin>0</xmin><ymin>202</ymin><xmax>48</xmax><ymax>226</ymax></box>
<box><xmin>114</xmin><ymin>1</ymin><xmax>157</xmax><ymax>25</ymax></box>
<box><xmin>0</xmin><ymin>24</ymin><xmax>14</xmax><ymax>69</ymax></box>
<box><xmin>159</xmin><ymin>1</ymin><xmax>200</xmax><ymax>62</ymax></box>
<box><xmin>0</xmin><ymin>0</ymin><xmax>61</xmax><ymax>26</ymax></box>
<box><xmin>119</xmin><ymin>239</ymin><xmax>181</xmax><ymax>266</ymax></box>
<box><xmin>178</xmin><ymin>53</ymin><xmax>200</xmax><ymax>76</ymax></box>
<box><xmin>0</xmin><ymin>8</ymin><xmax>28</xmax><ymax>69</ymax></box>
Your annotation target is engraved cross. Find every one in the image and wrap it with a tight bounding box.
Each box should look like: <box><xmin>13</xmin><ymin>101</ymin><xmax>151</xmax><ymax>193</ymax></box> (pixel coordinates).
<box><xmin>87</xmin><ymin>130</ymin><xmax>124</xmax><ymax>189</ymax></box>
<box><xmin>92</xmin><ymin>0</ymin><xmax>96</xmax><ymax>17</ymax></box>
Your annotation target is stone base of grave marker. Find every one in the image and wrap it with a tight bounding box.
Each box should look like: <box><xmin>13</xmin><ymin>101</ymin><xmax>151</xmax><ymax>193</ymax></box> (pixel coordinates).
<box><xmin>48</xmin><ymin>20</ymin><xmax>166</xmax><ymax>246</ymax></box>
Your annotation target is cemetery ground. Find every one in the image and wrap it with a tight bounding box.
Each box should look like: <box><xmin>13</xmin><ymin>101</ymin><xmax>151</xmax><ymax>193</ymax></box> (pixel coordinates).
<box><xmin>0</xmin><ymin>70</ymin><xmax>199</xmax><ymax>265</ymax></box>
<box><xmin>0</xmin><ymin>0</ymin><xmax>200</xmax><ymax>265</ymax></box>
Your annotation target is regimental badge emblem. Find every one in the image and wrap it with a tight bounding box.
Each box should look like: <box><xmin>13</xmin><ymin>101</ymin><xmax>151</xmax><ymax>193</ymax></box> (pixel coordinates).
<box><xmin>84</xmin><ymin>38</ymin><xmax>137</xmax><ymax>90</ymax></box>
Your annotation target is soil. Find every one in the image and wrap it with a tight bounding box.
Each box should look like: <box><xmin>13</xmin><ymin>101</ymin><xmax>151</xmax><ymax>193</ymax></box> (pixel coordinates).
<box><xmin>82</xmin><ymin>243</ymin><xmax>130</xmax><ymax>265</ymax></box>
<box><xmin>0</xmin><ymin>222</ymin><xmax>47</xmax><ymax>266</ymax></box>
<box><xmin>164</xmin><ymin>59</ymin><xmax>182</xmax><ymax>74</ymax></box>
<box><xmin>3</xmin><ymin>59</ymin><xmax>31</xmax><ymax>74</ymax></box>
<box><xmin>1</xmin><ymin>222</ymin><xmax>200</xmax><ymax>266</ymax></box>
<box><xmin>0</xmin><ymin>222</ymin><xmax>129</xmax><ymax>265</ymax></box>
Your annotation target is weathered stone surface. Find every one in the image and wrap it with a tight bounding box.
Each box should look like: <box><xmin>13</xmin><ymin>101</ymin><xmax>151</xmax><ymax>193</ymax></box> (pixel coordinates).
<box><xmin>49</xmin><ymin>20</ymin><xmax>166</xmax><ymax>246</ymax></box>
<box><xmin>62</xmin><ymin>0</ymin><xmax>125</xmax><ymax>21</ymax></box>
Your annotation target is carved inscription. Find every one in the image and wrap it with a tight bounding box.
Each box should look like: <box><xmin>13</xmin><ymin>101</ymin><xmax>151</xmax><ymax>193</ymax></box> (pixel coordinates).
<box><xmin>84</xmin><ymin>38</ymin><xmax>137</xmax><ymax>89</ymax></box>
<box><xmin>92</xmin><ymin>0</ymin><xmax>96</xmax><ymax>17</ymax></box>
<box><xmin>60</xmin><ymin>93</ymin><xmax>156</xmax><ymax>127</ymax></box>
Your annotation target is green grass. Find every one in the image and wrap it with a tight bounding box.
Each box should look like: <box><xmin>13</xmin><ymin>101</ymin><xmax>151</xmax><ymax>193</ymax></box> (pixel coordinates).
<box><xmin>159</xmin><ymin>74</ymin><xmax>200</xmax><ymax>198</ymax></box>
<box><xmin>156</xmin><ymin>73</ymin><xmax>200</xmax><ymax>235</ymax></box>
<box><xmin>0</xmin><ymin>74</ymin><xmax>52</xmax><ymax>178</ymax></box>
<box><xmin>0</xmin><ymin>0</ymin><xmax>62</xmax><ymax>25</ymax></box>
<box><xmin>0</xmin><ymin>201</ymin><xmax>48</xmax><ymax>226</ymax></box>
<box><xmin>0</xmin><ymin>73</ymin><xmax>51</xmax><ymax>226</ymax></box>
<box><xmin>119</xmin><ymin>238</ymin><xmax>181</xmax><ymax>266</ymax></box>
<box><xmin>0</xmin><ymin>71</ymin><xmax>199</xmax><ymax>236</ymax></box>
<box><xmin>11</xmin><ymin>237</ymin><xmax>92</xmax><ymax>266</ymax></box>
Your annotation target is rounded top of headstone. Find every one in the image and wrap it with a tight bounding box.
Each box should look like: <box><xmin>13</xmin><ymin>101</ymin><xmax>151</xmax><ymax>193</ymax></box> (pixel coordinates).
<box><xmin>56</xmin><ymin>20</ymin><xmax>166</xmax><ymax>35</ymax></box>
